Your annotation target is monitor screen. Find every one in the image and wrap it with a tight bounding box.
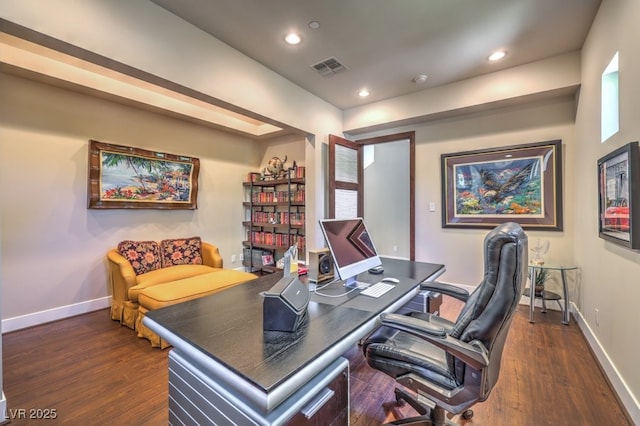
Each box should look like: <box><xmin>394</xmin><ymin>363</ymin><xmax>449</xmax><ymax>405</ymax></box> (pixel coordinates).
<box><xmin>319</xmin><ymin>218</ymin><xmax>382</xmax><ymax>287</ymax></box>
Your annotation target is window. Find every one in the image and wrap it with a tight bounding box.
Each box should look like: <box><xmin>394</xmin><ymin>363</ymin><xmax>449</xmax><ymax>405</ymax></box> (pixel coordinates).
<box><xmin>601</xmin><ymin>52</ymin><xmax>619</xmax><ymax>142</ymax></box>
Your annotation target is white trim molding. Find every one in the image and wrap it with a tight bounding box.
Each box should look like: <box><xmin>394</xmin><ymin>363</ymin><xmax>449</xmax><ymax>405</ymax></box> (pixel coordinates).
<box><xmin>1</xmin><ymin>297</ymin><xmax>111</xmax><ymax>334</ymax></box>
<box><xmin>573</xmin><ymin>305</ymin><xmax>640</xmax><ymax>423</ymax></box>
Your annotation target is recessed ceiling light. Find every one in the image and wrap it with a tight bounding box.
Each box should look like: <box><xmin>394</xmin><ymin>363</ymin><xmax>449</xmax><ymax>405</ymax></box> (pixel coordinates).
<box><xmin>488</xmin><ymin>50</ymin><xmax>507</xmax><ymax>61</ymax></box>
<box><xmin>309</xmin><ymin>21</ymin><xmax>320</xmax><ymax>30</ymax></box>
<box><xmin>358</xmin><ymin>88</ymin><xmax>370</xmax><ymax>98</ymax></box>
<box><xmin>284</xmin><ymin>32</ymin><xmax>302</xmax><ymax>45</ymax></box>
<box><xmin>412</xmin><ymin>74</ymin><xmax>428</xmax><ymax>84</ymax></box>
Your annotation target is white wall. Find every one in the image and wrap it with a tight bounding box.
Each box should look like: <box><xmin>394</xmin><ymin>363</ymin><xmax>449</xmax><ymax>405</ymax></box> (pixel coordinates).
<box><xmin>574</xmin><ymin>0</ymin><xmax>640</xmax><ymax>418</ymax></box>
<box><xmin>0</xmin><ymin>0</ymin><xmax>342</xmax><ymax>138</ymax></box>
<box><xmin>0</xmin><ymin>73</ymin><xmax>262</xmax><ymax>328</ymax></box>
<box><xmin>259</xmin><ymin>135</ymin><xmax>307</xmax><ymax>170</ymax></box>
<box><xmin>364</xmin><ymin>140</ymin><xmax>411</xmax><ymax>259</ymax></box>
<box><xmin>355</xmin><ymin>96</ymin><xmax>577</xmax><ymax>286</ymax></box>
<box><xmin>0</xmin><ymin>0</ymin><xmax>343</xmax><ymax>264</ymax></box>
<box><xmin>343</xmin><ymin>51</ymin><xmax>581</xmax><ymax>134</ymax></box>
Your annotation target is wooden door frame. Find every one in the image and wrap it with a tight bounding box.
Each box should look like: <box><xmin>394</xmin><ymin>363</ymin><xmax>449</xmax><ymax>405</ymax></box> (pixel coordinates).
<box><xmin>328</xmin><ymin>134</ymin><xmax>364</xmax><ymax>218</ymax></box>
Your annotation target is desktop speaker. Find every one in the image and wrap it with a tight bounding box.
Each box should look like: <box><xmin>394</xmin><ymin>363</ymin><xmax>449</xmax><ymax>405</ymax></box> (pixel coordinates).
<box><xmin>308</xmin><ymin>248</ymin><xmax>334</xmax><ymax>283</ymax></box>
<box><xmin>263</xmin><ymin>275</ymin><xmax>310</xmax><ymax>332</ymax></box>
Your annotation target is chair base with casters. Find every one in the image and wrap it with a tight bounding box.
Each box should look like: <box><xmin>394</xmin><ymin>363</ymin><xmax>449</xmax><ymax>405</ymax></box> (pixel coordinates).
<box><xmin>391</xmin><ymin>386</ymin><xmax>473</xmax><ymax>426</ymax></box>
<box><xmin>364</xmin><ymin>309</ymin><xmax>485</xmax><ymax>426</ymax></box>
<box><xmin>362</xmin><ymin>222</ymin><xmax>528</xmax><ymax>426</ymax></box>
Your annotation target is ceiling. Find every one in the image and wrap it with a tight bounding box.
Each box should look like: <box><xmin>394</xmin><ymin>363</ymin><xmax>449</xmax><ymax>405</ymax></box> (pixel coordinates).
<box><xmin>150</xmin><ymin>0</ymin><xmax>601</xmax><ymax>110</ymax></box>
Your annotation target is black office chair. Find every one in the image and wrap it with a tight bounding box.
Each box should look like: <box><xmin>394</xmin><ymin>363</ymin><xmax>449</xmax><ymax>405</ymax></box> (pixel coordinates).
<box><xmin>362</xmin><ymin>222</ymin><xmax>528</xmax><ymax>425</ymax></box>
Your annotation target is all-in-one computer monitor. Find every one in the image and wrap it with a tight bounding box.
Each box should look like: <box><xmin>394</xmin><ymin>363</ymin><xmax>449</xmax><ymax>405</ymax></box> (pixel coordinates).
<box><xmin>319</xmin><ymin>218</ymin><xmax>382</xmax><ymax>288</ymax></box>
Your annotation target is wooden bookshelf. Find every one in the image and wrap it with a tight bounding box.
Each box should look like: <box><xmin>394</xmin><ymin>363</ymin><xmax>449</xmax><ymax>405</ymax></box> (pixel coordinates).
<box><xmin>242</xmin><ymin>167</ymin><xmax>305</xmax><ymax>273</ymax></box>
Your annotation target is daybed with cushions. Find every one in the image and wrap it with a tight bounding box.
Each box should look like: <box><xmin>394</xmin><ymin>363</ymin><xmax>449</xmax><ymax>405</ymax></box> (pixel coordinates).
<box><xmin>107</xmin><ymin>236</ymin><xmax>256</xmax><ymax>347</ymax></box>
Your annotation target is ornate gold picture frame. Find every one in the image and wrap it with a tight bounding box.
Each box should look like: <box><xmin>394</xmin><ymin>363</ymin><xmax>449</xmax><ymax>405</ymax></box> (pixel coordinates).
<box><xmin>87</xmin><ymin>140</ymin><xmax>199</xmax><ymax>210</ymax></box>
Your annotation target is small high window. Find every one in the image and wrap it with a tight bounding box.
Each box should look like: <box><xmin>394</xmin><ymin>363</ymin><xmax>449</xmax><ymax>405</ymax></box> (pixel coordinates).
<box><xmin>601</xmin><ymin>52</ymin><xmax>619</xmax><ymax>142</ymax></box>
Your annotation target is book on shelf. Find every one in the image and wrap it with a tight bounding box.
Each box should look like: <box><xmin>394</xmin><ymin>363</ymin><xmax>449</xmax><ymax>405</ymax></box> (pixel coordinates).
<box><xmin>249</xmin><ymin>231</ymin><xmax>305</xmax><ymax>250</ymax></box>
<box><xmin>251</xmin><ymin>211</ymin><xmax>305</xmax><ymax>226</ymax></box>
<box><xmin>251</xmin><ymin>189</ymin><xmax>305</xmax><ymax>203</ymax></box>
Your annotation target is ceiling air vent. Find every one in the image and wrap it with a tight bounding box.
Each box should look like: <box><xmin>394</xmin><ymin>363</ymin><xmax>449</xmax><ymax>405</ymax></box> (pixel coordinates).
<box><xmin>311</xmin><ymin>57</ymin><xmax>348</xmax><ymax>77</ymax></box>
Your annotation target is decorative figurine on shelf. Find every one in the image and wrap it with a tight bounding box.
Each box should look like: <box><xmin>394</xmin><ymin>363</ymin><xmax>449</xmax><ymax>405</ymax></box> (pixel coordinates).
<box><xmin>262</xmin><ymin>155</ymin><xmax>288</xmax><ymax>180</ymax></box>
<box><xmin>530</xmin><ymin>239</ymin><xmax>550</xmax><ymax>265</ymax></box>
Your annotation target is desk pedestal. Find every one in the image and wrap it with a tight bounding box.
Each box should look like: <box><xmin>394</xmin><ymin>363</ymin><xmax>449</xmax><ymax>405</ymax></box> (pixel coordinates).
<box><xmin>397</xmin><ymin>290</ymin><xmax>443</xmax><ymax>316</ymax></box>
<box><xmin>169</xmin><ymin>351</ymin><xmax>349</xmax><ymax>426</ymax></box>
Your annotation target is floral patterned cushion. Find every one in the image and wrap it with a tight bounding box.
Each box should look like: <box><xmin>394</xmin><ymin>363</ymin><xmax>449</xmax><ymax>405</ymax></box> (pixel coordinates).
<box><xmin>117</xmin><ymin>240</ymin><xmax>162</xmax><ymax>275</ymax></box>
<box><xmin>160</xmin><ymin>236</ymin><xmax>203</xmax><ymax>267</ymax></box>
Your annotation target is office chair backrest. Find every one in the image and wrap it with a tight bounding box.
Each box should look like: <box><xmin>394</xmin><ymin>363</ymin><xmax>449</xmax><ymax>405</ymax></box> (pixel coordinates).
<box><xmin>448</xmin><ymin>222</ymin><xmax>527</xmax><ymax>394</ymax></box>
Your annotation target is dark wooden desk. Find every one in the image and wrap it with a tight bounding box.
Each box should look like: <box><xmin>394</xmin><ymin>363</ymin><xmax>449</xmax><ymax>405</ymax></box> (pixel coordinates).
<box><xmin>144</xmin><ymin>257</ymin><xmax>444</xmax><ymax>425</ymax></box>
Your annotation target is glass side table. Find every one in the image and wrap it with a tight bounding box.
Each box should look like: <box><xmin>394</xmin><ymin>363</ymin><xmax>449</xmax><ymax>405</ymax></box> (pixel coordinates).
<box><xmin>527</xmin><ymin>264</ymin><xmax>578</xmax><ymax>325</ymax></box>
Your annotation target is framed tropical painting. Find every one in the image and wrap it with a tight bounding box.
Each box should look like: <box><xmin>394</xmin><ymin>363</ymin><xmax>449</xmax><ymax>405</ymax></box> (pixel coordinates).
<box><xmin>441</xmin><ymin>140</ymin><xmax>563</xmax><ymax>230</ymax></box>
<box><xmin>87</xmin><ymin>140</ymin><xmax>199</xmax><ymax>209</ymax></box>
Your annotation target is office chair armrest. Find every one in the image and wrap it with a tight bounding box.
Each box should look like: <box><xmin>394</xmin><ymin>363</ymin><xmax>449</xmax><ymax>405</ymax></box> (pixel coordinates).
<box><xmin>380</xmin><ymin>313</ymin><xmax>447</xmax><ymax>337</ymax></box>
<box><xmin>435</xmin><ymin>338</ymin><xmax>490</xmax><ymax>371</ymax></box>
<box><xmin>379</xmin><ymin>313</ymin><xmax>489</xmax><ymax>370</ymax></box>
<box><xmin>419</xmin><ymin>281</ymin><xmax>470</xmax><ymax>302</ymax></box>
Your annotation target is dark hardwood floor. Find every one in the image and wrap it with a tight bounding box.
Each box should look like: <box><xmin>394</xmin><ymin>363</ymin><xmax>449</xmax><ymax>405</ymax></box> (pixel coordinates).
<box><xmin>2</xmin><ymin>297</ymin><xmax>631</xmax><ymax>425</ymax></box>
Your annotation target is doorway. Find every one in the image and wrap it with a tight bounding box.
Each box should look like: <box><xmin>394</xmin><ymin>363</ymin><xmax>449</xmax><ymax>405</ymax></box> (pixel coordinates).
<box><xmin>328</xmin><ymin>132</ymin><xmax>415</xmax><ymax>260</ymax></box>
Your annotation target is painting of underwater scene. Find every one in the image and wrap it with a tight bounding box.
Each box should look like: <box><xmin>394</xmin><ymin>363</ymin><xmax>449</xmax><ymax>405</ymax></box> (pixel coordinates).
<box><xmin>87</xmin><ymin>140</ymin><xmax>200</xmax><ymax>209</ymax></box>
<box><xmin>441</xmin><ymin>140</ymin><xmax>562</xmax><ymax>230</ymax></box>
<box><xmin>454</xmin><ymin>157</ymin><xmax>542</xmax><ymax>217</ymax></box>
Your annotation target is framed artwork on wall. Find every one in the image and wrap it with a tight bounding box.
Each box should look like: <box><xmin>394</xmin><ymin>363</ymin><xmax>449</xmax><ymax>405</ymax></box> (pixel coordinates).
<box><xmin>87</xmin><ymin>140</ymin><xmax>200</xmax><ymax>209</ymax></box>
<box><xmin>441</xmin><ymin>140</ymin><xmax>563</xmax><ymax>230</ymax></box>
<box><xmin>597</xmin><ymin>141</ymin><xmax>640</xmax><ymax>249</ymax></box>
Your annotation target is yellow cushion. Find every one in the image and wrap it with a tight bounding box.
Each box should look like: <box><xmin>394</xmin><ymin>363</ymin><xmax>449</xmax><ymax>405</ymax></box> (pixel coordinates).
<box><xmin>128</xmin><ymin>264</ymin><xmax>220</xmax><ymax>301</ymax></box>
<box><xmin>137</xmin><ymin>270</ymin><xmax>256</xmax><ymax>310</ymax></box>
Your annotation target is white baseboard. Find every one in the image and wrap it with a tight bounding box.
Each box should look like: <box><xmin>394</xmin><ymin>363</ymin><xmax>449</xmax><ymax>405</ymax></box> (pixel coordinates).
<box><xmin>1</xmin><ymin>296</ymin><xmax>111</xmax><ymax>333</ymax></box>
<box><xmin>429</xmin><ymin>281</ymin><xmax>475</xmax><ymax>294</ymax></box>
<box><xmin>453</xmin><ymin>283</ymin><xmax>475</xmax><ymax>294</ymax></box>
<box><xmin>572</xmin><ymin>305</ymin><xmax>640</xmax><ymax>423</ymax></box>
<box><xmin>497</xmin><ymin>290</ymin><xmax>639</xmax><ymax>421</ymax></box>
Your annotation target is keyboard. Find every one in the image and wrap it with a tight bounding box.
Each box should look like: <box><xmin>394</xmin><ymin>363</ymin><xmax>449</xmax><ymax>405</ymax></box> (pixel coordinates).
<box><xmin>360</xmin><ymin>282</ymin><xmax>395</xmax><ymax>298</ymax></box>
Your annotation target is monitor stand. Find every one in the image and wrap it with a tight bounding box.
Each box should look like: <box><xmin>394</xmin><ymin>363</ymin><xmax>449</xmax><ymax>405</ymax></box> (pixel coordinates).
<box><xmin>343</xmin><ymin>275</ymin><xmax>370</xmax><ymax>289</ymax></box>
